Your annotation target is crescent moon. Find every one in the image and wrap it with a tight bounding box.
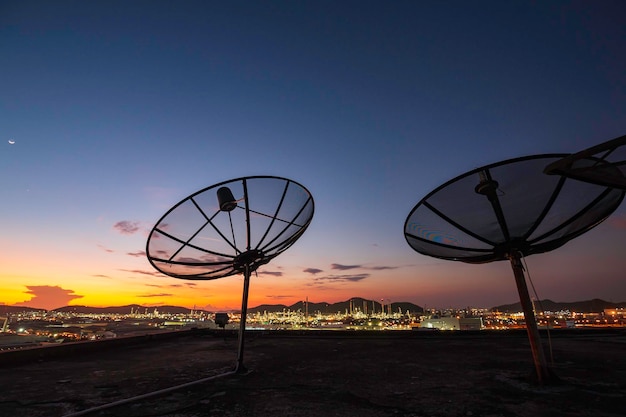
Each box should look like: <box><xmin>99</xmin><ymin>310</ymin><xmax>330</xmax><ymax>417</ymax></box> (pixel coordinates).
<box><xmin>8</xmin><ymin>140</ymin><xmax>15</xmax><ymax>145</ymax></box>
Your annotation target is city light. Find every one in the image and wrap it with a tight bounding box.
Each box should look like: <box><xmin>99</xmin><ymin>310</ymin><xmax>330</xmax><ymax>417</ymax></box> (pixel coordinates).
<box><xmin>2</xmin><ymin>303</ymin><xmax>626</xmax><ymax>351</ymax></box>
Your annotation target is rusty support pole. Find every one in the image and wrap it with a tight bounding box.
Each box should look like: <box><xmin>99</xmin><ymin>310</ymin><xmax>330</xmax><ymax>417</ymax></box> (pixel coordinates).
<box><xmin>509</xmin><ymin>252</ymin><xmax>551</xmax><ymax>384</ymax></box>
<box><xmin>235</xmin><ymin>264</ymin><xmax>251</xmax><ymax>374</ymax></box>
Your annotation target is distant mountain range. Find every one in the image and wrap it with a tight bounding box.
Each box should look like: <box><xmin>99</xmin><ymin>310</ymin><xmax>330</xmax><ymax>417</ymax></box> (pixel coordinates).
<box><xmin>491</xmin><ymin>298</ymin><xmax>626</xmax><ymax>313</ymax></box>
<box><xmin>54</xmin><ymin>304</ymin><xmax>195</xmax><ymax>315</ymax></box>
<box><xmin>248</xmin><ymin>297</ymin><xmax>422</xmax><ymax>314</ymax></box>
<box><xmin>0</xmin><ymin>304</ymin><xmax>195</xmax><ymax>315</ymax></box>
<box><xmin>0</xmin><ymin>299</ymin><xmax>422</xmax><ymax>315</ymax></box>
<box><xmin>1</xmin><ymin>298</ymin><xmax>625</xmax><ymax>315</ymax></box>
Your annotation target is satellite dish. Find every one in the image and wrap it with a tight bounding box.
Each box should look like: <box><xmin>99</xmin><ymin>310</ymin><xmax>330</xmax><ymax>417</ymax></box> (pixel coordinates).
<box><xmin>146</xmin><ymin>176</ymin><xmax>314</xmax><ymax>373</ymax></box>
<box><xmin>544</xmin><ymin>134</ymin><xmax>626</xmax><ymax>189</ymax></box>
<box><xmin>404</xmin><ymin>154</ymin><xmax>625</xmax><ymax>383</ymax></box>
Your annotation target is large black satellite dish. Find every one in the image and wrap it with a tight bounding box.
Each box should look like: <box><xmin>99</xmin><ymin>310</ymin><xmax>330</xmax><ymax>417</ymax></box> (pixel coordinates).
<box><xmin>544</xmin><ymin>133</ymin><xmax>626</xmax><ymax>189</ymax></box>
<box><xmin>146</xmin><ymin>176</ymin><xmax>314</xmax><ymax>373</ymax></box>
<box><xmin>404</xmin><ymin>154</ymin><xmax>624</xmax><ymax>383</ymax></box>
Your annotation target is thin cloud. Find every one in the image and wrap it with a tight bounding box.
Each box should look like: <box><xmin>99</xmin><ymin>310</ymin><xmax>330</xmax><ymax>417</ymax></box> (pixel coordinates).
<box><xmin>328</xmin><ymin>264</ymin><xmax>398</xmax><ymax>272</ymax></box>
<box><xmin>138</xmin><ymin>293</ymin><xmax>173</xmax><ymax>298</ymax></box>
<box><xmin>144</xmin><ymin>280</ymin><xmax>198</xmax><ymax>288</ymax></box>
<box><xmin>331</xmin><ymin>263</ymin><xmax>362</xmax><ymax>270</ymax></box>
<box><xmin>97</xmin><ymin>244</ymin><xmax>114</xmax><ymax>253</ymax></box>
<box><xmin>302</xmin><ymin>282</ymin><xmax>339</xmax><ymax>291</ymax></box>
<box><xmin>92</xmin><ymin>274</ymin><xmax>110</xmax><ymax>278</ymax></box>
<box><xmin>301</xmin><ymin>273</ymin><xmax>369</xmax><ymax>291</ymax></box>
<box><xmin>173</xmin><ymin>254</ymin><xmax>224</xmax><ymax>264</ymax></box>
<box><xmin>314</xmin><ymin>273</ymin><xmax>370</xmax><ymax>283</ymax></box>
<box><xmin>303</xmin><ymin>268</ymin><xmax>323</xmax><ymax>275</ymax></box>
<box><xmin>177</xmin><ymin>257</ymin><xmax>203</xmax><ymax>263</ymax></box>
<box><xmin>120</xmin><ymin>269</ymin><xmax>162</xmax><ymax>276</ymax></box>
<box><xmin>113</xmin><ymin>220</ymin><xmax>141</xmax><ymax>235</ymax></box>
<box><xmin>127</xmin><ymin>251</ymin><xmax>146</xmax><ymax>257</ymax></box>
<box><xmin>368</xmin><ymin>265</ymin><xmax>399</xmax><ymax>271</ymax></box>
<box><xmin>258</xmin><ymin>271</ymin><xmax>283</xmax><ymax>277</ymax></box>
<box><xmin>266</xmin><ymin>294</ymin><xmax>294</xmax><ymax>300</ymax></box>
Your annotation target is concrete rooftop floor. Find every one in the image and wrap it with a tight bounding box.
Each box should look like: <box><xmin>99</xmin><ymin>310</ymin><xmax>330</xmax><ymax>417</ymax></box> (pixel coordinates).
<box><xmin>1</xmin><ymin>329</ymin><xmax>625</xmax><ymax>417</ymax></box>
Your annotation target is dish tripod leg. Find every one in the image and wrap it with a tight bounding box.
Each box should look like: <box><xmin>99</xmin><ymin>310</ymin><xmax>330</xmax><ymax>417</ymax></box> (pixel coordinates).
<box><xmin>509</xmin><ymin>252</ymin><xmax>552</xmax><ymax>384</ymax></box>
<box><xmin>235</xmin><ymin>265</ymin><xmax>251</xmax><ymax>374</ymax></box>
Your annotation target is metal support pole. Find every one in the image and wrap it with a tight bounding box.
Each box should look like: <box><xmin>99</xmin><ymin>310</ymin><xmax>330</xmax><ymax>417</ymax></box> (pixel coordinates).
<box><xmin>509</xmin><ymin>252</ymin><xmax>551</xmax><ymax>384</ymax></box>
<box><xmin>235</xmin><ymin>264</ymin><xmax>251</xmax><ymax>374</ymax></box>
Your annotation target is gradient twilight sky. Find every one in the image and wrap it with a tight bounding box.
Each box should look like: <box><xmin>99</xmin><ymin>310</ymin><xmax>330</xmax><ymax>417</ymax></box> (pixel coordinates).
<box><xmin>2</xmin><ymin>1</ymin><xmax>626</xmax><ymax>311</ymax></box>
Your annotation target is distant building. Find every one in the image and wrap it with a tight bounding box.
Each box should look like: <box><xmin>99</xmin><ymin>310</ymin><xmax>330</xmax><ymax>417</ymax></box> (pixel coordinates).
<box><xmin>418</xmin><ymin>317</ymin><xmax>483</xmax><ymax>331</ymax></box>
<box><xmin>604</xmin><ymin>308</ymin><xmax>625</xmax><ymax>317</ymax></box>
<box><xmin>459</xmin><ymin>318</ymin><xmax>483</xmax><ymax>330</ymax></box>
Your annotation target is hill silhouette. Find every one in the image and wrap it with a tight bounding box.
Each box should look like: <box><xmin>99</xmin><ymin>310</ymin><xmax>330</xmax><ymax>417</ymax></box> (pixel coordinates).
<box><xmin>0</xmin><ymin>305</ymin><xmax>43</xmax><ymax>314</ymax></box>
<box><xmin>492</xmin><ymin>298</ymin><xmax>626</xmax><ymax>313</ymax></box>
<box><xmin>52</xmin><ymin>304</ymin><xmax>204</xmax><ymax>315</ymax></box>
<box><xmin>248</xmin><ymin>297</ymin><xmax>423</xmax><ymax>314</ymax></box>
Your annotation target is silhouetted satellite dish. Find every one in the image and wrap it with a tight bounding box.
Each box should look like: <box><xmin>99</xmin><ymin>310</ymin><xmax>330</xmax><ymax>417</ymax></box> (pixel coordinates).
<box><xmin>544</xmin><ymin>134</ymin><xmax>626</xmax><ymax>189</ymax></box>
<box><xmin>146</xmin><ymin>176</ymin><xmax>314</xmax><ymax>373</ymax></box>
<box><xmin>404</xmin><ymin>154</ymin><xmax>625</xmax><ymax>383</ymax></box>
